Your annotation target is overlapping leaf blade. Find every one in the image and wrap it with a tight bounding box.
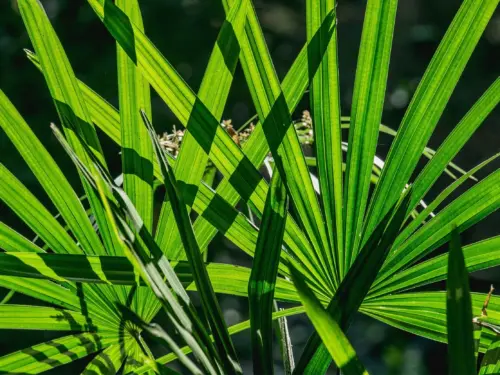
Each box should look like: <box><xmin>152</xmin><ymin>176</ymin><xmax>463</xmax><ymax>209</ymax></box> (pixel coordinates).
<box><xmin>86</xmin><ymin>0</ymin><xmax>336</xmax><ymax>296</ymax></box>
<box><xmin>0</xmin><ymin>222</ymin><xmax>44</xmax><ymax>253</ymax></box>
<box><xmin>18</xmin><ymin>0</ymin><xmax>120</xmax><ymax>256</ymax></box>
<box><xmin>362</xmin><ymin>292</ymin><xmax>500</xmax><ymax>351</ymax></box>
<box><xmin>248</xmin><ymin>169</ymin><xmax>288</xmax><ymax>374</ymax></box>
<box><xmin>368</xmin><ymin>236</ymin><xmax>500</xmax><ymax>298</ymax></box>
<box><xmin>0</xmin><ymin>252</ymin><xmax>301</xmax><ymax>302</ymax></box>
<box><xmin>155</xmin><ymin>0</ymin><xmax>247</xmax><ymax>260</ymax></box>
<box><xmin>479</xmin><ymin>337</ymin><xmax>500</xmax><ymax>374</ymax></box>
<box><xmin>133</xmin><ymin>307</ymin><xmax>307</xmax><ymax>374</ymax></box>
<box><xmin>306</xmin><ymin>0</ymin><xmax>344</xmax><ymax>277</ymax></box>
<box><xmin>0</xmin><ymin>276</ymin><xmax>116</xmax><ymax>327</ymax></box>
<box><xmin>377</xmin><ymin>168</ymin><xmax>500</xmax><ymax>285</ymax></box>
<box><xmin>143</xmin><ymin>112</ymin><xmax>242</xmax><ymax>374</ymax></box>
<box><xmin>116</xmin><ymin>0</ymin><xmax>154</xmax><ymax>232</ymax></box>
<box><xmin>51</xmin><ymin>125</ymin><xmax>225</xmax><ymax>374</ymax></box>
<box><xmin>343</xmin><ymin>0</ymin><xmax>398</xmax><ymax>269</ymax></box>
<box><xmin>446</xmin><ymin>228</ymin><xmax>476</xmax><ymax>375</ymax></box>
<box><xmin>81</xmin><ymin>344</ymin><xmax>125</xmax><ymax>375</ymax></box>
<box><xmin>390</xmin><ymin>152</ymin><xmax>500</xmax><ymax>253</ymax></box>
<box><xmin>293</xmin><ymin>189</ymin><xmax>411</xmax><ymax>374</ymax></box>
<box><xmin>290</xmin><ymin>266</ymin><xmax>368</xmax><ymax>375</ymax></box>
<box><xmin>0</xmin><ymin>333</ymin><xmax>118</xmax><ymax>374</ymax></box>
<box><xmin>407</xmin><ymin>78</ymin><xmax>500</xmax><ymax>216</ymax></box>
<box><xmin>0</xmin><ymin>305</ymin><xmax>95</xmax><ymax>331</ymax></box>
<box><xmin>0</xmin><ymin>164</ymin><xmax>81</xmax><ymax>255</ymax></box>
<box><xmin>118</xmin><ymin>306</ymin><xmax>201</xmax><ymax>375</ymax></box>
<box><xmin>233</xmin><ymin>0</ymin><xmax>336</xmax><ymax>289</ymax></box>
<box><xmin>362</xmin><ymin>0</ymin><xmax>499</xmax><ymax>248</ymax></box>
<box><xmin>0</xmin><ymin>89</ymin><xmax>105</xmax><ymax>256</ymax></box>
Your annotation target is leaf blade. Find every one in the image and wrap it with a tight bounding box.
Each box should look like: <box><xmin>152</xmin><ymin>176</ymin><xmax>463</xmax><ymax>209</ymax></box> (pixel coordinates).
<box><xmin>116</xmin><ymin>0</ymin><xmax>154</xmax><ymax>232</ymax></box>
<box><xmin>294</xmin><ymin>188</ymin><xmax>411</xmax><ymax>374</ymax></box>
<box><xmin>290</xmin><ymin>266</ymin><xmax>368</xmax><ymax>375</ymax></box>
<box><xmin>248</xmin><ymin>169</ymin><xmax>288</xmax><ymax>374</ymax></box>
<box><xmin>0</xmin><ymin>305</ymin><xmax>96</xmax><ymax>332</ymax></box>
<box><xmin>0</xmin><ymin>164</ymin><xmax>81</xmax><ymax>255</ymax></box>
<box><xmin>343</xmin><ymin>0</ymin><xmax>398</xmax><ymax>268</ymax></box>
<box><xmin>155</xmin><ymin>0</ymin><xmax>247</xmax><ymax>259</ymax></box>
<box><xmin>0</xmin><ymin>89</ymin><xmax>105</xmax><ymax>256</ymax></box>
<box><xmin>362</xmin><ymin>0</ymin><xmax>499</xmax><ymax>248</ymax></box>
<box><xmin>18</xmin><ymin>0</ymin><xmax>120</xmax><ymax>256</ymax></box>
<box><xmin>306</xmin><ymin>0</ymin><xmax>344</xmax><ymax>277</ymax></box>
<box><xmin>408</xmin><ymin>78</ymin><xmax>500</xmax><ymax>215</ymax></box>
<box><xmin>0</xmin><ymin>333</ymin><xmax>118</xmax><ymax>374</ymax></box>
<box><xmin>447</xmin><ymin>228</ymin><xmax>476</xmax><ymax>375</ymax></box>
<box><xmin>144</xmin><ymin>111</ymin><xmax>242</xmax><ymax>374</ymax></box>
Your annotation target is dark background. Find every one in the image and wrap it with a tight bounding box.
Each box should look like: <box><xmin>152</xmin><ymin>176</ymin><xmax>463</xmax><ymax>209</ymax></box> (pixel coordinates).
<box><xmin>0</xmin><ymin>0</ymin><xmax>499</xmax><ymax>374</ymax></box>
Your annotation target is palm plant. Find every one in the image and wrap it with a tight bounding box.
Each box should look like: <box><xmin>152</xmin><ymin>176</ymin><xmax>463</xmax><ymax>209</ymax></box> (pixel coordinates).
<box><xmin>0</xmin><ymin>0</ymin><xmax>499</xmax><ymax>373</ymax></box>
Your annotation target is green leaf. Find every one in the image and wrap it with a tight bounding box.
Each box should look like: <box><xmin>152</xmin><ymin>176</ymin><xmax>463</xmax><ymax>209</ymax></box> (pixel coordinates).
<box><xmin>389</xmin><ymin>152</ymin><xmax>500</xmax><ymax>254</ymax></box>
<box><xmin>362</xmin><ymin>0</ymin><xmax>499</xmax><ymax>248</ymax></box>
<box><xmin>290</xmin><ymin>266</ymin><xmax>368</xmax><ymax>375</ymax></box>
<box><xmin>361</xmin><ymin>292</ymin><xmax>500</xmax><ymax>352</ymax></box>
<box><xmin>0</xmin><ymin>164</ymin><xmax>81</xmax><ymax>255</ymax></box>
<box><xmin>447</xmin><ymin>227</ymin><xmax>476</xmax><ymax>375</ymax></box>
<box><xmin>0</xmin><ymin>222</ymin><xmax>44</xmax><ymax>253</ymax></box>
<box><xmin>377</xmin><ymin>168</ymin><xmax>500</xmax><ymax>284</ymax></box>
<box><xmin>0</xmin><ymin>290</ymin><xmax>14</xmax><ymax>305</ymax></box>
<box><xmin>343</xmin><ymin>0</ymin><xmax>398</xmax><ymax>270</ymax></box>
<box><xmin>0</xmin><ymin>251</ymin><xmax>301</xmax><ymax>302</ymax></box>
<box><xmin>479</xmin><ymin>337</ymin><xmax>500</xmax><ymax>374</ymax></box>
<box><xmin>294</xmin><ymin>189</ymin><xmax>411</xmax><ymax>374</ymax></box>
<box><xmin>474</xmin><ymin>320</ymin><xmax>484</xmax><ymax>364</ymax></box>
<box><xmin>17</xmin><ymin>0</ymin><xmax>105</xmax><ymax>163</ymax></box>
<box><xmin>132</xmin><ymin>307</ymin><xmax>307</xmax><ymax>374</ymax></box>
<box><xmin>0</xmin><ymin>252</ymin><xmax>135</xmax><ymax>285</ymax></box>
<box><xmin>87</xmin><ymin>0</ymin><xmax>263</xmax><ymax>212</ymax></box>
<box><xmin>306</xmin><ymin>0</ymin><xmax>344</xmax><ymax>277</ymax></box>
<box><xmin>248</xmin><ymin>169</ymin><xmax>288</xmax><ymax>374</ymax></box>
<box><xmin>339</xmin><ymin>118</ymin><xmax>472</xmax><ymax>182</ymax></box>
<box><xmin>81</xmin><ymin>344</ymin><xmax>125</xmax><ymax>375</ymax></box>
<box><xmin>408</xmin><ymin>78</ymin><xmax>500</xmax><ymax>215</ymax></box>
<box><xmin>116</xmin><ymin>0</ymin><xmax>154</xmax><ymax>232</ymax></box>
<box><xmin>0</xmin><ymin>277</ymin><xmax>121</xmax><ymax>331</ymax></box>
<box><xmin>368</xmin><ymin>236</ymin><xmax>500</xmax><ymax>299</ymax></box>
<box><xmin>5</xmin><ymin>276</ymin><xmax>126</xmax><ymax>332</ymax></box>
<box><xmin>27</xmin><ymin>19</ymin><xmax>333</xmax><ymax>298</ymax></box>
<box><xmin>113</xmin><ymin>0</ymin><xmax>157</xmax><ymax>324</ymax></box>
<box><xmin>0</xmin><ymin>305</ymin><xmax>96</xmax><ymax>331</ymax></box>
<box><xmin>0</xmin><ymin>333</ymin><xmax>118</xmax><ymax>374</ymax></box>
<box><xmin>0</xmin><ymin>189</ymin><xmax>124</xmax><ymax>334</ymax></box>
<box><xmin>118</xmin><ymin>305</ymin><xmax>202</xmax><ymax>375</ymax></box>
<box><xmin>0</xmin><ymin>89</ymin><xmax>105</xmax><ymax>256</ymax></box>
<box><xmin>143</xmin><ymin>111</ymin><xmax>242</xmax><ymax>374</ymax></box>
<box><xmin>182</xmin><ymin>24</ymin><xmax>339</xmax><ymax>295</ymax></box>
<box><xmin>18</xmin><ymin>0</ymin><xmax>121</xmax><ymax>256</ymax></box>
<box><xmin>86</xmin><ymin>0</ymin><xmax>333</xmax><ymax>295</ymax></box>
<box><xmin>155</xmin><ymin>0</ymin><xmax>247</xmax><ymax>259</ymax></box>
<box><xmin>65</xmin><ymin>1</ymin><xmax>261</xmax><ymax>262</ymax></box>
<box><xmin>0</xmin><ymin>276</ymin><xmax>77</xmax><ymax>312</ymax></box>
<box><xmin>52</xmin><ymin>124</ymin><xmax>223</xmax><ymax>374</ymax></box>
<box><xmin>234</xmin><ymin>0</ymin><xmax>336</xmax><ymax>289</ymax></box>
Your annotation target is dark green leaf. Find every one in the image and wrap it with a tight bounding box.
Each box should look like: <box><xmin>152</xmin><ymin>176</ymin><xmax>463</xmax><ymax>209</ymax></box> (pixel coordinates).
<box><xmin>248</xmin><ymin>169</ymin><xmax>288</xmax><ymax>374</ymax></box>
<box><xmin>446</xmin><ymin>227</ymin><xmax>475</xmax><ymax>375</ymax></box>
